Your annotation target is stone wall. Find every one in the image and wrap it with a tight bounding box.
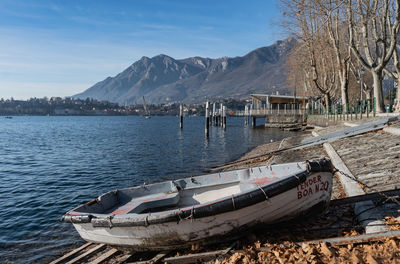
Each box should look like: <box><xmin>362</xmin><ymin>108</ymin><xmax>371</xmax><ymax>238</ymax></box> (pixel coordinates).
<box><xmin>307</xmin><ymin>115</ymin><xmax>343</xmax><ymax>127</ymax></box>
<box><xmin>264</xmin><ymin>114</ymin><xmax>307</xmax><ymax>128</ymax></box>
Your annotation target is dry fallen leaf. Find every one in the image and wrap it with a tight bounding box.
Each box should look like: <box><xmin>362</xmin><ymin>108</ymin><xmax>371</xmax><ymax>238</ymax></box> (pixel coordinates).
<box><xmin>320</xmin><ymin>242</ymin><xmax>332</xmax><ymax>258</ymax></box>
<box><xmin>366</xmin><ymin>254</ymin><xmax>378</xmax><ymax>264</ymax></box>
<box><xmin>302</xmin><ymin>243</ymin><xmax>311</xmax><ymax>253</ymax></box>
<box><xmin>350</xmin><ymin>252</ymin><xmax>361</xmax><ymax>264</ymax></box>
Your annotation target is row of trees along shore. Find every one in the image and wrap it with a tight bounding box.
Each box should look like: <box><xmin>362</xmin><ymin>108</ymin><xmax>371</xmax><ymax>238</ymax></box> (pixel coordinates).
<box><xmin>280</xmin><ymin>0</ymin><xmax>400</xmax><ymax>113</ymax></box>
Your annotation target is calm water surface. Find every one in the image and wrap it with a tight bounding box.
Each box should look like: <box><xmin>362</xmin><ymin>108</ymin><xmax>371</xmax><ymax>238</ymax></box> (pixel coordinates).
<box><xmin>0</xmin><ymin>116</ymin><xmax>295</xmax><ymax>263</ymax></box>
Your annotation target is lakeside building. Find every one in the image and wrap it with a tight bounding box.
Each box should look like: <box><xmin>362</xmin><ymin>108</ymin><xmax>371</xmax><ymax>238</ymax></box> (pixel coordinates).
<box><xmin>238</xmin><ymin>93</ymin><xmax>309</xmax><ymax>128</ymax></box>
<box><xmin>250</xmin><ymin>93</ymin><xmax>309</xmax><ymax>111</ymax></box>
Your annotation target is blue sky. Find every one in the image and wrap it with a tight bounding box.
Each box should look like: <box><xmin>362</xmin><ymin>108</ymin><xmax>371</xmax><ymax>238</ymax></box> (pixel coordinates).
<box><xmin>0</xmin><ymin>0</ymin><xmax>284</xmax><ymax>99</ymax></box>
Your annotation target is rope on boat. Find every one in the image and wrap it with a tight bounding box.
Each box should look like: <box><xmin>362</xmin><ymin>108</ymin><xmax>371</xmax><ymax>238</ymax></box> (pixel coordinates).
<box><xmin>231</xmin><ymin>195</ymin><xmax>236</xmax><ymax>210</ymax></box>
<box><xmin>177</xmin><ymin>209</ymin><xmax>183</xmax><ymax>223</ymax></box>
<box><xmin>293</xmin><ymin>174</ymin><xmax>300</xmax><ymax>182</ymax></box>
<box><xmin>184</xmin><ymin>206</ymin><xmax>195</xmax><ymax>222</ymax></box>
<box><xmin>107</xmin><ymin>215</ymin><xmax>114</xmax><ymax>228</ymax></box>
<box><xmin>257</xmin><ymin>184</ymin><xmax>269</xmax><ymax>201</ymax></box>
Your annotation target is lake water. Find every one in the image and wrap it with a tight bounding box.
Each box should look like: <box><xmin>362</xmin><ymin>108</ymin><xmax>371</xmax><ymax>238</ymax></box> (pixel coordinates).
<box><xmin>0</xmin><ymin>116</ymin><xmax>295</xmax><ymax>263</ymax></box>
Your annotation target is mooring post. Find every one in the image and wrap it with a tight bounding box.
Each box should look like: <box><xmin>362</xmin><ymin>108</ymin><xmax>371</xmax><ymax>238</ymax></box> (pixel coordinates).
<box><xmin>212</xmin><ymin>102</ymin><xmax>216</xmax><ymax>126</ymax></box>
<box><xmin>223</xmin><ymin>106</ymin><xmax>227</xmax><ymax>129</ymax></box>
<box><xmin>179</xmin><ymin>104</ymin><xmax>183</xmax><ymax>129</ymax></box>
<box><xmin>219</xmin><ymin>104</ymin><xmax>224</xmax><ymax>127</ymax></box>
<box><xmin>205</xmin><ymin>102</ymin><xmax>210</xmax><ymax>137</ymax></box>
<box><xmin>215</xmin><ymin>104</ymin><xmax>219</xmax><ymax>126</ymax></box>
<box><xmin>251</xmin><ymin>113</ymin><xmax>256</xmax><ymax>128</ymax></box>
<box><xmin>244</xmin><ymin>105</ymin><xmax>248</xmax><ymax>126</ymax></box>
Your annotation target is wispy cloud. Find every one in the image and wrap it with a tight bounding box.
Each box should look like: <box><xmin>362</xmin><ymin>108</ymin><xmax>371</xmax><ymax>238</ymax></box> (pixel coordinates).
<box><xmin>140</xmin><ymin>23</ymin><xmax>181</xmax><ymax>30</ymax></box>
<box><xmin>66</xmin><ymin>16</ymin><xmax>120</xmax><ymax>27</ymax></box>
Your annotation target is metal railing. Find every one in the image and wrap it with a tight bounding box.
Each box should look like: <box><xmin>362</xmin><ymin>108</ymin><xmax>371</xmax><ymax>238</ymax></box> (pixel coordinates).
<box><xmin>235</xmin><ymin>108</ymin><xmax>306</xmax><ymax>116</ymax></box>
<box><xmin>308</xmin><ymin>98</ymin><xmax>377</xmax><ymax>121</ymax></box>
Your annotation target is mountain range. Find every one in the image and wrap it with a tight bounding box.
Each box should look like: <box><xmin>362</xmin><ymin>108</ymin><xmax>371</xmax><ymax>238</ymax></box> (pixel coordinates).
<box><xmin>74</xmin><ymin>37</ymin><xmax>297</xmax><ymax>104</ymax></box>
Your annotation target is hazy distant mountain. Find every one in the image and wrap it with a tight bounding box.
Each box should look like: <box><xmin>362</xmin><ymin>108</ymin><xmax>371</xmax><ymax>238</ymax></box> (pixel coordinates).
<box><xmin>74</xmin><ymin>37</ymin><xmax>297</xmax><ymax>104</ymax></box>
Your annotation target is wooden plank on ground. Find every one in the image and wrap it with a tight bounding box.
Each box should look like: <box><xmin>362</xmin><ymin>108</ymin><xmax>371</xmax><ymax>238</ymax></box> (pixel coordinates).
<box><xmin>320</xmin><ymin>133</ymin><xmax>388</xmax><ymax>234</ymax></box>
<box><xmin>89</xmin><ymin>248</ymin><xmax>119</xmax><ymax>264</ymax></box>
<box><xmin>129</xmin><ymin>251</ymin><xmax>169</xmax><ymax>264</ymax></box>
<box><xmin>164</xmin><ymin>243</ymin><xmax>235</xmax><ymax>264</ymax></box>
<box><xmin>49</xmin><ymin>243</ymin><xmax>92</xmax><ymax>264</ymax></box>
<box><xmin>114</xmin><ymin>253</ymin><xmax>134</xmax><ymax>263</ymax></box>
<box><xmin>65</xmin><ymin>244</ymin><xmax>106</xmax><ymax>264</ymax></box>
<box><xmin>303</xmin><ymin>230</ymin><xmax>400</xmax><ymax>246</ymax></box>
<box><xmin>330</xmin><ymin>189</ymin><xmax>400</xmax><ymax>206</ymax></box>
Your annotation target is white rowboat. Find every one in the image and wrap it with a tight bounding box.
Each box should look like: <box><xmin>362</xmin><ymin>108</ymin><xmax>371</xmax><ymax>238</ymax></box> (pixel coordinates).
<box><xmin>63</xmin><ymin>158</ymin><xmax>333</xmax><ymax>250</ymax></box>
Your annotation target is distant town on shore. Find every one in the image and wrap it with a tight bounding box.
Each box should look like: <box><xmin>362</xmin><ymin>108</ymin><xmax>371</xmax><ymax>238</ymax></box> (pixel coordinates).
<box><xmin>0</xmin><ymin>97</ymin><xmax>246</xmax><ymax>116</ymax></box>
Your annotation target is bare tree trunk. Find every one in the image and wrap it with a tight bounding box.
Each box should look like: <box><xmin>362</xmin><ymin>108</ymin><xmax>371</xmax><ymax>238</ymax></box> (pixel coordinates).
<box><xmin>324</xmin><ymin>93</ymin><xmax>330</xmax><ymax>112</ymax></box>
<box><xmin>365</xmin><ymin>85</ymin><xmax>372</xmax><ymax>100</ymax></box>
<box><xmin>371</xmin><ymin>70</ymin><xmax>385</xmax><ymax>112</ymax></box>
<box><xmin>396</xmin><ymin>81</ymin><xmax>400</xmax><ymax>112</ymax></box>
<box><xmin>346</xmin><ymin>0</ymin><xmax>400</xmax><ymax>113</ymax></box>
<box><xmin>340</xmin><ymin>69</ymin><xmax>349</xmax><ymax>110</ymax></box>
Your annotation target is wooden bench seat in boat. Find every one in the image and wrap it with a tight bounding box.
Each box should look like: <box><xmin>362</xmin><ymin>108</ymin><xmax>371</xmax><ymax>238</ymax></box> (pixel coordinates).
<box><xmin>111</xmin><ymin>191</ymin><xmax>180</xmax><ymax>215</ymax></box>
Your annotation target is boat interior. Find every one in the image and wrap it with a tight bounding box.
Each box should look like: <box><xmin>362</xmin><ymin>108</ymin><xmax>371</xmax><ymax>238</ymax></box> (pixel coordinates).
<box><xmin>70</xmin><ymin>163</ymin><xmax>305</xmax><ymax>216</ymax></box>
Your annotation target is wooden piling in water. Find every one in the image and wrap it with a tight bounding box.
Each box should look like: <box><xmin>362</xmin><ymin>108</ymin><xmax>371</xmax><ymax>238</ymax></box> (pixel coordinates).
<box><xmin>220</xmin><ymin>104</ymin><xmax>224</xmax><ymax>127</ymax></box>
<box><xmin>212</xmin><ymin>102</ymin><xmax>216</xmax><ymax>126</ymax></box>
<box><xmin>252</xmin><ymin>116</ymin><xmax>256</xmax><ymax>128</ymax></box>
<box><xmin>222</xmin><ymin>106</ymin><xmax>227</xmax><ymax>129</ymax></box>
<box><xmin>244</xmin><ymin>105</ymin><xmax>249</xmax><ymax>126</ymax></box>
<box><xmin>205</xmin><ymin>102</ymin><xmax>210</xmax><ymax>137</ymax></box>
<box><xmin>179</xmin><ymin>104</ymin><xmax>183</xmax><ymax>129</ymax></box>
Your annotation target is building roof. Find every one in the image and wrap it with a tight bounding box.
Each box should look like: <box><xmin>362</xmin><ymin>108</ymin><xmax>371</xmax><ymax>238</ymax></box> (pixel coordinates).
<box><xmin>250</xmin><ymin>93</ymin><xmax>308</xmax><ymax>101</ymax></box>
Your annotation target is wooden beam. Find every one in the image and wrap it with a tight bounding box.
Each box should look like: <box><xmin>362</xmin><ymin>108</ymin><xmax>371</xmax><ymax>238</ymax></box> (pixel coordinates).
<box><xmin>65</xmin><ymin>244</ymin><xmax>106</xmax><ymax>264</ymax></box>
<box><xmin>163</xmin><ymin>250</ymin><xmax>227</xmax><ymax>264</ymax></box>
<box><xmin>49</xmin><ymin>242</ymin><xmax>92</xmax><ymax>264</ymax></box>
<box><xmin>114</xmin><ymin>253</ymin><xmax>134</xmax><ymax>263</ymax></box>
<box><xmin>330</xmin><ymin>189</ymin><xmax>400</xmax><ymax>206</ymax></box>
<box><xmin>90</xmin><ymin>248</ymin><xmax>119</xmax><ymax>264</ymax></box>
<box><xmin>128</xmin><ymin>251</ymin><xmax>169</xmax><ymax>264</ymax></box>
<box><xmin>304</xmin><ymin>230</ymin><xmax>400</xmax><ymax>246</ymax></box>
<box><xmin>163</xmin><ymin>242</ymin><xmax>235</xmax><ymax>264</ymax></box>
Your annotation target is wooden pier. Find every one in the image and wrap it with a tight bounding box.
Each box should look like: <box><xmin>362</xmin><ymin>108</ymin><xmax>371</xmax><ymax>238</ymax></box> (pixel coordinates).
<box><xmin>237</xmin><ymin>94</ymin><xmax>308</xmax><ymax>128</ymax></box>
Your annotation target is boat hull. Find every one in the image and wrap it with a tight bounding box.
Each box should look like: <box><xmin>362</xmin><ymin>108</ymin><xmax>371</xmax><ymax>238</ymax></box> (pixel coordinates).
<box><xmin>72</xmin><ymin>171</ymin><xmax>332</xmax><ymax>250</ymax></box>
